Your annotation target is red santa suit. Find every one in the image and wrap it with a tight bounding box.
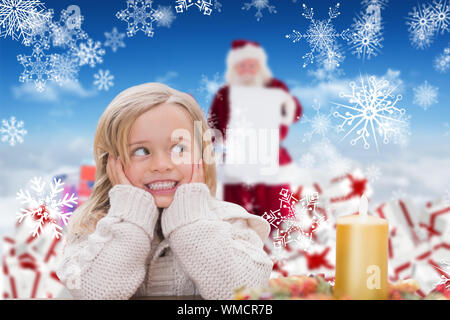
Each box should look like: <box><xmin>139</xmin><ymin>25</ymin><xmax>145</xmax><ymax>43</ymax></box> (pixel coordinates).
<box><xmin>208</xmin><ymin>40</ymin><xmax>303</xmax><ymax>219</ymax></box>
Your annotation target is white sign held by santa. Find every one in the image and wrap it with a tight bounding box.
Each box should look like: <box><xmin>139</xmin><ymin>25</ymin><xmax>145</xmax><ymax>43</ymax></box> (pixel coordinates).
<box><xmin>225</xmin><ymin>85</ymin><xmax>287</xmax><ymax>183</ymax></box>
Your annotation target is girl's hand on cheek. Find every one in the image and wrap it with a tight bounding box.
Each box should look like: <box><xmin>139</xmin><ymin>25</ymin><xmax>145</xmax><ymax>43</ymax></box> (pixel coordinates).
<box><xmin>106</xmin><ymin>154</ymin><xmax>132</xmax><ymax>186</ymax></box>
<box><xmin>189</xmin><ymin>158</ymin><xmax>206</xmax><ymax>184</ymax></box>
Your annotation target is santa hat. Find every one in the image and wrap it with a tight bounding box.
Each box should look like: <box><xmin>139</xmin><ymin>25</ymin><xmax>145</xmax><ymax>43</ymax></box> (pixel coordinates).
<box><xmin>226</xmin><ymin>40</ymin><xmax>268</xmax><ymax>69</ymax></box>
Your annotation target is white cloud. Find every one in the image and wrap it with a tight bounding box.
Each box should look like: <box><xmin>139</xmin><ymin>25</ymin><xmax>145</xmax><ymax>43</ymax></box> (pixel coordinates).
<box><xmin>155</xmin><ymin>71</ymin><xmax>178</xmax><ymax>85</ymax></box>
<box><xmin>67</xmin><ymin>136</ymin><xmax>93</xmax><ymax>154</ymax></box>
<box><xmin>48</xmin><ymin>106</ymin><xmax>74</xmax><ymax>118</ymax></box>
<box><xmin>0</xmin><ymin>136</ymin><xmax>93</xmax><ymax>197</ymax></box>
<box><xmin>0</xmin><ymin>196</ymin><xmax>21</xmax><ymax>229</ymax></box>
<box><xmin>12</xmin><ymin>80</ymin><xmax>96</xmax><ymax>103</ymax></box>
<box><xmin>198</xmin><ymin>72</ymin><xmax>224</xmax><ymax>102</ymax></box>
<box><xmin>287</xmin><ymin>68</ymin><xmax>405</xmax><ymax>110</ymax></box>
<box><xmin>289</xmin><ymin>79</ymin><xmax>348</xmax><ymax>109</ymax></box>
<box><xmin>357</xmin><ymin>153</ymin><xmax>450</xmax><ymax>210</ymax></box>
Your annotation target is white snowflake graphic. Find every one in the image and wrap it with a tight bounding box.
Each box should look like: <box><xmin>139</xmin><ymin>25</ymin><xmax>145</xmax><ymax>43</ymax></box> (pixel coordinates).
<box><xmin>348</xmin><ymin>27</ymin><xmax>383</xmax><ymax>60</ymax></box>
<box><xmin>50</xmin><ymin>5</ymin><xmax>88</xmax><ymax>49</ymax></box>
<box><xmin>13</xmin><ymin>5</ymin><xmax>107</xmax><ymax>92</ymax></box>
<box><xmin>0</xmin><ymin>116</ymin><xmax>27</xmax><ymax>146</ymax></box>
<box><xmin>410</xmin><ymin>27</ymin><xmax>435</xmax><ymax>50</ymax></box>
<box><xmin>198</xmin><ymin>72</ymin><xmax>223</xmax><ymax>102</ymax></box>
<box><xmin>285</xmin><ymin>3</ymin><xmax>350</xmax><ymax>69</ymax></box>
<box><xmin>302</xmin><ymin>99</ymin><xmax>335</xmax><ymax>143</ymax></box>
<box><xmin>435</xmin><ymin>260</ymin><xmax>450</xmax><ymax>289</ymax></box>
<box><xmin>73</xmin><ymin>38</ymin><xmax>105</xmax><ymax>68</ymax></box>
<box><xmin>381</xmin><ymin>111</ymin><xmax>411</xmax><ymax>147</ymax></box>
<box><xmin>104</xmin><ymin>27</ymin><xmax>126</xmax><ymax>52</ymax></box>
<box><xmin>269</xmin><ymin>244</ymin><xmax>291</xmax><ymax>264</ymax></box>
<box><xmin>431</xmin><ymin>0</ymin><xmax>450</xmax><ymax>34</ymax></box>
<box><xmin>299</xmin><ymin>136</ymin><xmax>355</xmax><ymax>177</ymax></box>
<box><xmin>262</xmin><ymin>189</ymin><xmax>325</xmax><ymax>252</ymax></box>
<box><xmin>413</xmin><ymin>80</ymin><xmax>438</xmax><ymax>111</ymax></box>
<box><xmin>273</xmin><ymin>222</ymin><xmax>314</xmax><ymax>252</ymax></box>
<box><xmin>0</xmin><ymin>0</ymin><xmax>50</xmax><ymax>42</ymax></box>
<box><xmin>229</xmin><ymin>103</ymin><xmax>255</xmax><ymax>130</ymax></box>
<box><xmin>242</xmin><ymin>0</ymin><xmax>277</xmax><ymax>21</ymax></box>
<box><xmin>155</xmin><ymin>5</ymin><xmax>176</xmax><ymax>28</ymax></box>
<box><xmin>406</xmin><ymin>1</ymin><xmax>449</xmax><ymax>49</ymax></box>
<box><xmin>50</xmin><ymin>53</ymin><xmax>80</xmax><ymax>86</ymax></box>
<box><xmin>116</xmin><ymin>0</ymin><xmax>161</xmax><ymax>37</ymax></box>
<box><xmin>390</xmin><ymin>188</ymin><xmax>407</xmax><ymax>201</ymax></box>
<box><xmin>207</xmin><ymin>110</ymin><xmax>219</xmax><ymax>130</ymax></box>
<box><xmin>434</xmin><ymin>44</ymin><xmax>450</xmax><ymax>73</ymax></box>
<box><xmin>318</xmin><ymin>43</ymin><xmax>345</xmax><ymax>72</ymax></box>
<box><xmin>22</xmin><ymin>8</ymin><xmax>53</xmax><ymax>50</ymax></box>
<box><xmin>64</xmin><ymin>264</ymin><xmax>82</xmax><ymax>290</ymax></box>
<box><xmin>93</xmin><ymin>69</ymin><xmax>114</xmax><ymax>91</ymax></box>
<box><xmin>328</xmin><ymin>155</ymin><xmax>352</xmax><ymax>176</ymax></box>
<box><xmin>444</xmin><ymin>189</ymin><xmax>450</xmax><ymax>205</ymax></box>
<box><xmin>444</xmin><ymin>122</ymin><xmax>450</xmax><ymax>136</ymax></box>
<box><xmin>361</xmin><ymin>0</ymin><xmax>389</xmax><ymax>10</ymax></box>
<box><xmin>348</xmin><ymin>2</ymin><xmax>385</xmax><ymax>61</ymax></box>
<box><xmin>333</xmin><ymin>75</ymin><xmax>406</xmax><ymax>151</ymax></box>
<box><xmin>365</xmin><ymin>164</ymin><xmax>382</xmax><ymax>183</ymax></box>
<box><xmin>16</xmin><ymin>177</ymin><xmax>78</xmax><ymax>239</ymax></box>
<box><xmin>310</xmin><ymin>137</ymin><xmax>339</xmax><ymax>161</ymax></box>
<box><xmin>17</xmin><ymin>45</ymin><xmax>53</xmax><ymax>92</ymax></box>
<box><xmin>307</xmin><ymin>64</ymin><xmax>344</xmax><ymax>81</ymax></box>
<box><xmin>213</xmin><ymin>0</ymin><xmax>222</xmax><ymax>12</ymax></box>
<box><xmin>406</xmin><ymin>3</ymin><xmax>436</xmax><ymax>42</ymax></box>
<box><xmin>298</xmin><ymin>152</ymin><xmax>316</xmax><ymax>169</ymax></box>
<box><xmin>175</xmin><ymin>0</ymin><xmax>218</xmax><ymax>15</ymax></box>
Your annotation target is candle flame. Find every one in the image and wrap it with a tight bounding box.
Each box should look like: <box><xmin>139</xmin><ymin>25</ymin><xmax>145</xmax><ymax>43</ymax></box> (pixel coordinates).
<box><xmin>359</xmin><ymin>194</ymin><xmax>368</xmax><ymax>217</ymax></box>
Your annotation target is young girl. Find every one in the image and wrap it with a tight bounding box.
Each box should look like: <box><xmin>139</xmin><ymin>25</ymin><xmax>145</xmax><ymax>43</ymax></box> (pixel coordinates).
<box><xmin>56</xmin><ymin>82</ymin><xmax>273</xmax><ymax>300</ymax></box>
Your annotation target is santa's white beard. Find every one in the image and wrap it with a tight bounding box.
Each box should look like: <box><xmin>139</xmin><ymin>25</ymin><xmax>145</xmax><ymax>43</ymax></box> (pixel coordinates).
<box><xmin>227</xmin><ymin>71</ymin><xmax>268</xmax><ymax>87</ymax></box>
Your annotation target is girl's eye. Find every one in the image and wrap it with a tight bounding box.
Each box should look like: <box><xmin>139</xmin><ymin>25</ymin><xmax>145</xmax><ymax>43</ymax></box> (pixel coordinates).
<box><xmin>133</xmin><ymin>147</ymin><xmax>150</xmax><ymax>157</ymax></box>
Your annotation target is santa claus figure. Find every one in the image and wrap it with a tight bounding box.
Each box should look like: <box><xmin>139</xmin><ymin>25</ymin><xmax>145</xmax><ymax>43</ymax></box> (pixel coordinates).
<box><xmin>208</xmin><ymin>39</ymin><xmax>303</xmax><ymax>220</ymax></box>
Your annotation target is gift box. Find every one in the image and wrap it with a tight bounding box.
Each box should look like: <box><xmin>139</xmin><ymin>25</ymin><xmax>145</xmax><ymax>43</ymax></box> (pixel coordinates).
<box><xmin>378</xmin><ymin>199</ymin><xmax>425</xmax><ymax>245</ymax></box>
<box><xmin>78</xmin><ymin>164</ymin><xmax>96</xmax><ymax>206</ymax></box>
<box><xmin>2</xmin><ymin>244</ymin><xmax>68</xmax><ymax>299</ymax></box>
<box><xmin>375</xmin><ymin>202</ymin><xmax>418</xmax><ymax>282</ymax></box>
<box><xmin>374</xmin><ymin>196</ymin><xmax>450</xmax><ymax>295</ymax></box>
<box><xmin>418</xmin><ymin>198</ymin><xmax>450</xmax><ymax>241</ymax></box>
<box><xmin>300</xmin><ymin>244</ymin><xmax>335</xmax><ymax>283</ymax></box>
<box><xmin>263</xmin><ymin>184</ymin><xmax>335</xmax><ymax>282</ymax></box>
<box><xmin>2</xmin><ymin>216</ymin><xmax>69</xmax><ymax>299</ymax></box>
<box><xmin>321</xmin><ymin>169</ymin><xmax>373</xmax><ymax>218</ymax></box>
<box><xmin>411</xmin><ymin>240</ymin><xmax>450</xmax><ymax>296</ymax></box>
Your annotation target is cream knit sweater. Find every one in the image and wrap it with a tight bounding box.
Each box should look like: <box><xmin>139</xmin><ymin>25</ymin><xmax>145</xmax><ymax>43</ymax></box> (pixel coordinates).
<box><xmin>56</xmin><ymin>183</ymin><xmax>273</xmax><ymax>300</ymax></box>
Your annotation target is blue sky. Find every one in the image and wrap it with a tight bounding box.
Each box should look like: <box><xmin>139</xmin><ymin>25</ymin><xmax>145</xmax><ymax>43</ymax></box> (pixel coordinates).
<box><xmin>0</xmin><ymin>0</ymin><xmax>449</xmax><ymax>213</ymax></box>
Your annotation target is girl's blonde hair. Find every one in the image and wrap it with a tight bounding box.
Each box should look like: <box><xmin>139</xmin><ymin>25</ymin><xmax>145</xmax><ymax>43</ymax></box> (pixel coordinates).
<box><xmin>68</xmin><ymin>82</ymin><xmax>217</xmax><ymax>236</ymax></box>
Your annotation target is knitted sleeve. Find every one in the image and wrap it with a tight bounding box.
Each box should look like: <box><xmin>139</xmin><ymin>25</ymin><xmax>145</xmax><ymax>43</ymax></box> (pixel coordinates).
<box><xmin>161</xmin><ymin>183</ymin><xmax>273</xmax><ymax>300</ymax></box>
<box><xmin>56</xmin><ymin>185</ymin><xmax>159</xmax><ymax>299</ymax></box>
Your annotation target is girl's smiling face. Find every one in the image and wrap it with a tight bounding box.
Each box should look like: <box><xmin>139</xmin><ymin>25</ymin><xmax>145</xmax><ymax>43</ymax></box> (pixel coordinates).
<box><xmin>124</xmin><ymin>103</ymin><xmax>199</xmax><ymax>208</ymax></box>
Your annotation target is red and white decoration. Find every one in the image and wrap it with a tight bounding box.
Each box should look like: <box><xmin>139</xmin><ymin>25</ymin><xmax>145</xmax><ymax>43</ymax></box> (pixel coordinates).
<box><xmin>2</xmin><ymin>217</ymin><xmax>70</xmax><ymax>299</ymax></box>
<box><xmin>265</xmin><ymin>170</ymin><xmax>368</xmax><ymax>284</ymax></box>
<box><xmin>265</xmin><ymin>168</ymin><xmax>449</xmax><ymax>295</ymax></box>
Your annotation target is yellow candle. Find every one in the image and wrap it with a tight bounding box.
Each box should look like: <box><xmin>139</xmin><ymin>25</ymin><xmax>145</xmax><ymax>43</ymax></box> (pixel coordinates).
<box><xmin>334</xmin><ymin>195</ymin><xmax>389</xmax><ymax>300</ymax></box>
